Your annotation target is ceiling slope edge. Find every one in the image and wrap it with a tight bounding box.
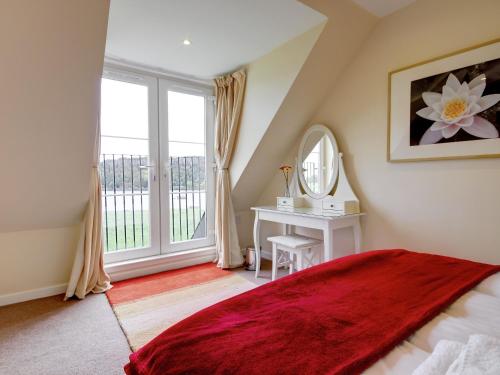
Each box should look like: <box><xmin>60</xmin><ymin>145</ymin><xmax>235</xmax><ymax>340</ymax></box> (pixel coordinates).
<box><xmin>229</xmin><ymin>22</ymin><xmax>326</xmax><ymax>194</ymax></box>
<box><xmin>230</xmin><ymin>0</ymin><xmax>378</xmax><ymax>211</ymax></box>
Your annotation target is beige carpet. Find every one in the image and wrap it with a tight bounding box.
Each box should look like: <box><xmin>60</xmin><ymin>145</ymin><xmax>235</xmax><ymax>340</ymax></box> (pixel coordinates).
<box><xmin>106</xmin><ymin>261</ymin><xmax>280</xmax><ymax>351</ymax></box>
<box><xmin>0</xmin><ymin>293</ymin><xmax>131</xmax><ymax>375</ymax></box>
<box><xmin>0</xmin><ymin>261</ymin><xmax>278</xmax><ymax>374</ymax></box>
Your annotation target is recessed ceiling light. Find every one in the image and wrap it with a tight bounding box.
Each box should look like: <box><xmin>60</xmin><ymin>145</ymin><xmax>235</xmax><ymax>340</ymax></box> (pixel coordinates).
<box><xmin>183</xmin><ymin>39</ymin><xmax>191</xmax><ymax>46</ymax></box>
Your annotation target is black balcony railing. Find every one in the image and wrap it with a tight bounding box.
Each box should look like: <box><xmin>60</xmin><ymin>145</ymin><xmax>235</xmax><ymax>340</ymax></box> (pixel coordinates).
<box><xmin>304</xmin><ymin>161</ymin><xmax>319</xmax><ymax>192</ymax></box>
<box><xmin>169</xmin><ymin>156</ymin><xmax>206</xmax><ymax>243</ymax></box>
<box><xmin>100</xmin><ymin>154</ymin><xmax>150</xmax><ymax>252</ymax></box>
<box><xmin>99</xmin><ymin>154</ymin><xmax>206</xmax><ymax>253</ymax></box>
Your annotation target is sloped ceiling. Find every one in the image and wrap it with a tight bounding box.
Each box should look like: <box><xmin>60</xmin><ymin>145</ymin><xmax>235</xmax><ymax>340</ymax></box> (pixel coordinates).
<box><xmin>0</xmin><ymin>0</ymin><xmax>110</xmax><ymax>232</ymax></box>
<box><xmin>229</xmin><ymin>24</ymin><xmax>325</xmax><ymax>199</ymax></box>
<box><xmin>0</xmin><ymin>0</ymin><xmax>375</xmax><ymax>238</ymax></box>
<box><xmin>106</xmin><ymin>0</ymin><xmax>326</xmax><ymax>78</ymax></box>
<box><xmin>230</xmin><ymin>0</ymin><xmax>378</xmax><ymax>212</ymax></box>
<box><xmin>352</xmin><ymin>0</ymin><xmax>417</xmax><ymax>17</ymax></box>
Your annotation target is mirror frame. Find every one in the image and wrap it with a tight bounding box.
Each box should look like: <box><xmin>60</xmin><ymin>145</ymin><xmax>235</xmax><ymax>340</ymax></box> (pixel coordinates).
<box><xmin>297</xmin><ymin>124</ymin><xmax>339</xmax><ymax>199</ymax></box>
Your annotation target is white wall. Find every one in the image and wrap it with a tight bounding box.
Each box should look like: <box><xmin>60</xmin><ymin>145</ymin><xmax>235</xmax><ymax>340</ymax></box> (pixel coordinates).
<box><xmin>260</xmin><ymin>0</ymin><xmax>500</xmax><ymax>264</ymax></box>
<box><xmin>230</xmin><ymin>23</ymin><xmax>324</xmax><ymax>248</ymax></box>
<box><xmin>232</xmin><ymin>0</ymin><xmax>377</xmax><ymax>212</ymax></box>
<box><xmin>0</xmin><ymin>0</ymin><xmax>110</xmax><ymax>299</ymax></box>
<box><xmin>231</xmin><ymin>23</ymin><xmax>325</xmax><ymax>190</ymax></box>
<box><xmin>233</xmin><ymin>0</ymin><xmax>377</xmax><ymax>247</ymax></box>
<box><xmin>0</xmin><ymin>0</ymin><xmax>109</xmax><ymax>232</ymax></box>
<box><xmin>0</xmin><ymin>226</ymin><xmax>79</xmax><ymax>298</ymax></box>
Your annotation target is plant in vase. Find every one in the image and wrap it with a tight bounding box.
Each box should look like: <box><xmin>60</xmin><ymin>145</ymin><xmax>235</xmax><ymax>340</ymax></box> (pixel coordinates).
<box><xmin>279</xmin><ymin>165</ymin><xmax>293</xmax><ymax>198</ymax></box>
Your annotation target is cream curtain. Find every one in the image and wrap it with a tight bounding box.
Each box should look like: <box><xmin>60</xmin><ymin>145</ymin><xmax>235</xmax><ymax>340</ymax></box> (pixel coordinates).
<box><xmin>214</xmin><ymin>70</ymin><xmax>246</xmax><ymax>269</ymax></box>
<box><xmin>65</xmin><ymin>119</ymin><xmax>111</xmax><ymax>300</ymax></box>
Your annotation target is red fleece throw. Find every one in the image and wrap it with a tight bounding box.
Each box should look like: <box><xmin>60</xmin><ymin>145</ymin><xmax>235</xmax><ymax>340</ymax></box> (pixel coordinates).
<box><xmin>125</xmin><ymin>250</ymin><xmax>499</xmax><ymax>375</ymax></box>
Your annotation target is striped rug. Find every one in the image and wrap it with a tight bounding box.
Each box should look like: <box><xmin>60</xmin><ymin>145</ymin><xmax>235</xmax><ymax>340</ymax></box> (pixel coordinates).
<box><xmin>106</xmin><ymin>263</ymin><xmax>264</xmax><ymax>351</ymax></box>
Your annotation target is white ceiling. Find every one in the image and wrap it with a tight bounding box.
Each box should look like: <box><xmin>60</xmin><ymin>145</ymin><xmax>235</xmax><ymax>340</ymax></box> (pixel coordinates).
<box><xmin>106</xmin><ymin>0</ymin><xmax>326</xmax><ymax>79</ymax></box>
<box><xmin>352</xmin><ymin>0</ymin><xmax>416</xmax><ymax>17</ymax></box>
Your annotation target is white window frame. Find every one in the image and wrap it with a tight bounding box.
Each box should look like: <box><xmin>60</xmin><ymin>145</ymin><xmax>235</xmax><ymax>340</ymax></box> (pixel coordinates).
<box><xmin>101</xmin><ymin>65</ymin><xmax>215</xmax><ymax>264</ymax></box>
<box><xmin>101</xmin><ymin>68</ymin><xmax>162</xmax><ymax>264</ymax></box>
<box><xmin>159</xmin><ymin>79</ymin><xmax>216</xmax><ymax>253</ymax></box>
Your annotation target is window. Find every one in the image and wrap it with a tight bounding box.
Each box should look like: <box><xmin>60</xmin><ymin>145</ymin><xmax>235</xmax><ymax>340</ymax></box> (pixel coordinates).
<box><xmin>100</xmin><ymin>68</ymin><xmax>214</xmax><ymax>263</ymax></box>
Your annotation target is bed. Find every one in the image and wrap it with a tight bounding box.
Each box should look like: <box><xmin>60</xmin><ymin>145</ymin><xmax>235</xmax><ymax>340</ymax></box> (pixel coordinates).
<box><xmin>125</xmin><ymin>250</ymin><xmax>500</xmax><ymax>375</ymax></box>
<box><xmin>365</xmin><ymin>270</ymin><xmax>500</xmax><ymax>374</ymax></box>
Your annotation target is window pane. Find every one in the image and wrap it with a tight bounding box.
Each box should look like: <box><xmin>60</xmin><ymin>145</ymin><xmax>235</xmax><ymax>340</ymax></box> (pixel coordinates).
<box><xmin>167</xmin><ymin>91</ymin><xmax>206</xmax><ymax>243</ymax></box>
<box><xmin>304</xmin><ymin>142</ymin><xmax>320</xmax><ymax>193</ymax></box>
<box><xmin>168</xmin><ymin>142</ymin><xmax>204</xmax><ymax>158</ymax></box>
<box><xmin>101</xmin><ymin>78</ymin><xmax>149</xmax><ymax>139</ymax></box>
<box><xmin>101</xmin><ymin>137</ymin><xmax>149</xmax><ymax>155</ymax></box>
<box><xmin>168</xmin><ymin>91</ymin><xmax>205</xmax><ymax>144</ymax></box>
<box><xmin>100</xmin><ymin>78</ymin><xmax>152</xmax><ymax>253</ymax></box>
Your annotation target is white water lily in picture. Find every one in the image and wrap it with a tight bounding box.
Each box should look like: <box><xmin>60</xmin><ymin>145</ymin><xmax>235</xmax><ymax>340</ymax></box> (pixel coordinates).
<box><xmin>416</xmin><ymin>73</ymin><xmax>500</xmax><ymax>145</ymax></box>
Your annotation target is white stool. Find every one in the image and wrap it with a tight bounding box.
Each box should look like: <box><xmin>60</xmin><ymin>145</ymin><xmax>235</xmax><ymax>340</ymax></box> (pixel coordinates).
<box><xmin>267</xmin><ymin>235</ymin><xmax>323</xmax><ymax>281</ymax></box>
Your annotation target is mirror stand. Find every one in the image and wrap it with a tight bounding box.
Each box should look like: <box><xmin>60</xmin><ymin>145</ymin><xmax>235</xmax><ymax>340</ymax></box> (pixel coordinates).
<box><xmin>292</xmin><ymin>153</ymin><xmax>359</xmax><ymax>214</ymax></box>
<box><xmin>277</xmin><ymin>124</ymin><xmax>360</xmax><ymax>215</ymax></box>
<box><xmin>334</xmin><ymin>153</ymin><xmax>358</xmax><ymax>201</ymax></box>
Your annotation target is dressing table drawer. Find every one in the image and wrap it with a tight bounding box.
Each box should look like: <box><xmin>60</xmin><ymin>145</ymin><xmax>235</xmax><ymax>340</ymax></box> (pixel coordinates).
<box><xmin>277</xmin><ymin>197</ymin><xmax>303</xmax><ymax>208</ymax></box>
<box><xmin>322</xmin><ymin>198</ymin><xmax>360</xmax><ymax>214</ymax></box>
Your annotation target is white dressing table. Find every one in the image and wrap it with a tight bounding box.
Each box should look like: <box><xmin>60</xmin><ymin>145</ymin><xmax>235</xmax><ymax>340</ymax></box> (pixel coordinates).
<box><xmin>251</xmin><ymin>206</ymin><xmax>364</xmax><ymax>278</ymax></box>
<box><xmin>251</xmin><ymin>124</ymin><xmax>365</xmax><ymax>279</ymax></box>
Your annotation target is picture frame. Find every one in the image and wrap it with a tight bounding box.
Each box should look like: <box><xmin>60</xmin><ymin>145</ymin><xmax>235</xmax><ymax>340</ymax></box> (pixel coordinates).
<box><xmin>388</xmin><ymin>38</ymin><xmax>500</xmax><ymax>162</ymax></box>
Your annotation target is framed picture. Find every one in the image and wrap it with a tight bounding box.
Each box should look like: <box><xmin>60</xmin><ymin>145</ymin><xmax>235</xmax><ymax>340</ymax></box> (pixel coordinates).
<box><xmin>388</xmin><ymin>38</ymin><xmax>500</xmax><ymax>162</ymax></box>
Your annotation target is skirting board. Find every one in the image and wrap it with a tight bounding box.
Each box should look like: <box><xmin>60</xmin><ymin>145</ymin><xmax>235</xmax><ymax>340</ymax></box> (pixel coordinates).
<box><xmin>0</xmin><ymin>283</ymin><xmax>68</xmax><ymax>307</ymax></box>
<box><xmin>0</xmin><ymin>247</ymin><xmax>217</xmax><ymax>307</ymax></box>
<box><xmin>105</xmin><ymin>246</ymin><xmax>217</xmax><ymax>282</ymax></box>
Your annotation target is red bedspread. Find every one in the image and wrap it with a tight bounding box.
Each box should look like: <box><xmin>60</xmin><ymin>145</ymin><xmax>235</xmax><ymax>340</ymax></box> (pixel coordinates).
<box><xmin>125</xmin><ymin>250</ymin><xmax>499</xmax><ymax>375</ymax></box>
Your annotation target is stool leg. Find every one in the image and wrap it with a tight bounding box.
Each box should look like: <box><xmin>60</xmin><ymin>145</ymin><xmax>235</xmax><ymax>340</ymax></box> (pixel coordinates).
<box><xmin>289</xmin><ymin>253</ymin><xmax>294</xmax><ymax>275</ymax></box>
<box><xmin>297</xmin><ymin>252</ymin><xmax>304</xmax><ymax>271</ymax></box>
<box><xmin>305</xmin><ymin>248</ymin><xmax>312</xmax><ymax>269</ymax></box>
<box><xmin>271</xmin><ymin>243</ymin><xmax>277</xmax><ymax>281</ymax></box>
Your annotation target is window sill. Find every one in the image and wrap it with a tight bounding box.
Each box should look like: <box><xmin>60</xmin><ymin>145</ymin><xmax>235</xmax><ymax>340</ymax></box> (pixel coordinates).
<box><xmin>105</xmin><ymin>246</ymin><xmax>217</xmax><ymax>282</ymax></box>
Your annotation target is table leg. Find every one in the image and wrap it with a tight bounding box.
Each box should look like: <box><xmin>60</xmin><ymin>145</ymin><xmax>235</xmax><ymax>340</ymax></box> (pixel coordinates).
<box><xmin>271</xmin><ymin>243</ymin><xmax>277</xmax><ymax>281</ymax></box>
<box><xmin>253</xmin><ymin>213</ymin><xmax>261</xmax><ymax>278</ymax></box>
<box><xmin>282</xmin><ymin>224</ymin><xmax>289</xmax><ymax>269</ymax></box>
<box><xmin>353</xmin><ymin>218</ymin><xmax>362</xmax><ymax>254</ymax></box>
<box><xmin>323</xmin><ymin>222</ymin><xmax>333</xmax><ymax>262</ymax></box>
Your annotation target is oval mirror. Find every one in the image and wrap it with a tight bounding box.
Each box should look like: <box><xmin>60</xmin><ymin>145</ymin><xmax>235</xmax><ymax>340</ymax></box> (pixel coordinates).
<box><xmin>298</xmin><ymin>124</ymin><xmax>339</xmax><ymax>199</ymax></box>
